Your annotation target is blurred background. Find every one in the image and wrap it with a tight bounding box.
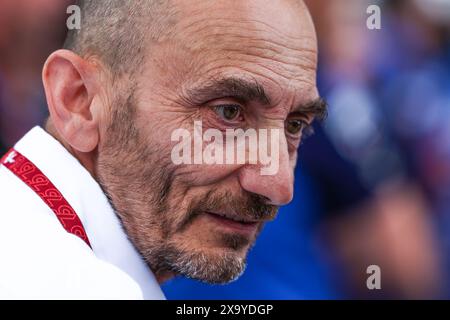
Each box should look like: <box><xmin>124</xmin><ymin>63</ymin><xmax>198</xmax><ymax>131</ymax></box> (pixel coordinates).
<box><xmin>1</xmin><ymin>0</ymin><xmax>450</xmax><ymax>299</ymax></box>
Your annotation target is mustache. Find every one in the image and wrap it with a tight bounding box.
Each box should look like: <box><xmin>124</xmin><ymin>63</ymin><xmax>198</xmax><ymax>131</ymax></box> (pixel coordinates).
<box><xmin>177</xmin><ymin>189</ymin><xmax>279</xmax><ymax>232</ymax></box>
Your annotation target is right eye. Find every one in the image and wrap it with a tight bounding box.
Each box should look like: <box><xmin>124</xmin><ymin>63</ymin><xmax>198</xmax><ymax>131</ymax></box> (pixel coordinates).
<box><xmin>214</xmin><ymin>104</ymin><xmax>244</xmax><ymax>123</ymax></box>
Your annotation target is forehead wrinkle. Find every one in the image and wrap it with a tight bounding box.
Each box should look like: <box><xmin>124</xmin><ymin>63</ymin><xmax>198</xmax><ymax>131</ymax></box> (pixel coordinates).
<box><xmin>176</xmin><ymin>18</ymin><xmax>316</xmax><ymax>49</ymax></box>
<box><xmin>170</xmin><ymin>0</ymin><xmax>317</xmax><ymax>53</ymax></box>
<box><xmin>171</xmin><ymin>23</ymin><xmax>318</xmax><ymax>85</ymax></box>
<box><xmin>173</xmin><ymin>0</ymin><xmax>315</xmax><ymax>36</ymax></box>
<box><xmin>209</xmin><ymin>48</ymin><xmax>317</xmax><ymax>82</ymax></box>
<box><xmin>174</xmin><ymin>18</ymin><xmax>317</xmax><ymax>64</ymax></box>
<box><xmin>194</xmin><ymin>34</ymin><xmax>318</xmax><ymax>71</ymax></box>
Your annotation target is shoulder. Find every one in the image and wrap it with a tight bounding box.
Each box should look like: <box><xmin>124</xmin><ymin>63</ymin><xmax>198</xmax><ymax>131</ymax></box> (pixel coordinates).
<box><xmin>0</xmin><ymin>167</ymin><xmax>143</xmax><ymax>299</ymax></box>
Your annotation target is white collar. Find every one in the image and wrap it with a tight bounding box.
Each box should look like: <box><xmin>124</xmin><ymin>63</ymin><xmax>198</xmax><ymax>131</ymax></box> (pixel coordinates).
<box><xmin>14</xmin><ymin>126</ymin><xmax>165</xmax><ymax>300</ymax></box>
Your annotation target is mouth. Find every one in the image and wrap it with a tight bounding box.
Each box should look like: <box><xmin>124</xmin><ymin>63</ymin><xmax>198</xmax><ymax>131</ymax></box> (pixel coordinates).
<box><xmin>205</xmin><ymin>211</ymin><xmax>260</xmax><ymax>235</ymax></box>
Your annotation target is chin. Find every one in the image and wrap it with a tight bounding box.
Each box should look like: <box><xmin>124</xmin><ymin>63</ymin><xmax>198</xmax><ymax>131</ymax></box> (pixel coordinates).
<box><xmin>145</xmin><ymin>213</ymin><xmax>264</xmax><ymax>284</ymax></box>
<box><xmin>150</xmin><ymin>233</ymin><xmax>251</xmax><ymax>284</ymax></box>
<box><xmin>175</xmin><ymin>246</ymin><xmax>248</xmax><ymax>284</ymax></box>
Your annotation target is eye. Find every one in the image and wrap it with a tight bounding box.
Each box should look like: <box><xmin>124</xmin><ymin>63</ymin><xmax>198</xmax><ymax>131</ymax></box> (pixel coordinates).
<box><xmin>214</xmin><ymin>104</ymin><xmax>243</xmax><ymax>122</ymax></box>
<box><xmin>286</xmin><ymin>119</ymin><xmax>307</xmax><ymax>137</ymax></box>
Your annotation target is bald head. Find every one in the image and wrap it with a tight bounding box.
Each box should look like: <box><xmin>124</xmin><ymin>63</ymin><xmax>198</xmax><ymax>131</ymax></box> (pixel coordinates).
<box><xmin>63</xmin><ymin>0</ymin><xmax>314</xmax><ymax>77</ymax></box>
<box><xmin>64</xmin><ymin>0</ymin><xmax>177</xmax><ymax>75</ymax></box>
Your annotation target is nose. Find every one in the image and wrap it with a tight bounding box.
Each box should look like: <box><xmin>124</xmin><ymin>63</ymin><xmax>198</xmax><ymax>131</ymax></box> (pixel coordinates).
<box><xmin>237</xmin><ymin>133</ymin><xmax>294</xmax><ymax>206</ymax></box>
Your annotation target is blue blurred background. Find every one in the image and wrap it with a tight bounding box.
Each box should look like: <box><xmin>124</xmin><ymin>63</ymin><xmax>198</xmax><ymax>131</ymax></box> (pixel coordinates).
<box><xmin>1</xmin><ymin>0</ymin><xmax>450</xmax><ymax>299</ymax></box>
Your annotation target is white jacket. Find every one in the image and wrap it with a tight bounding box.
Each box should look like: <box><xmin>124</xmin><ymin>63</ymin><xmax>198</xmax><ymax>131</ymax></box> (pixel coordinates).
<box><xmin>0</xmin><ymin>127</ymin><xmax>165</xmax><ymax>300</ymax></box>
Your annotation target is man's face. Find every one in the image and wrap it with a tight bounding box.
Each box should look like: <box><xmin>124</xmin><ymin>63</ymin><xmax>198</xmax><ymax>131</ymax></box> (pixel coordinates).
<box><xmin>96</xmin><ymin>0</ymin><xmax>319</xmax><ymax>283</ymax></box>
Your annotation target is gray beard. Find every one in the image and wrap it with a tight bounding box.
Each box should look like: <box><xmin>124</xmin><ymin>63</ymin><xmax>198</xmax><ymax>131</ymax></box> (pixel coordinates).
<box><xmin>146</xmin><ymin>242</ymin><xmax>248</xmax><ymax>284</ymax></box>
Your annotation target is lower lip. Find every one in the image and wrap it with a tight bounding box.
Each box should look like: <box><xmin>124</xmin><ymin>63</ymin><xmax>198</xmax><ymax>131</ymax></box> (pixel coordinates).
<box><xmin>206</xmin><ymin>212</ymin><xmax>259</xmax><ymax>234</ymax></box>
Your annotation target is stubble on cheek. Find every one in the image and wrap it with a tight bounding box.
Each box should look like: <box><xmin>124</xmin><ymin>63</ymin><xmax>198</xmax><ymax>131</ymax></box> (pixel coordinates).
<box><xmin>95</xmin><ymin>93</ymin><xmax>181</xmax><ymax>251</ymax></box>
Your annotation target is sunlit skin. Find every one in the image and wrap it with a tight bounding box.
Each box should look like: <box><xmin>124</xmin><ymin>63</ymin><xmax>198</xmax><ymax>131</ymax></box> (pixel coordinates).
<box><xmin>42</xmin><ymin>0</ymin><xmax>323</xmax><ymax>284</ymax></box>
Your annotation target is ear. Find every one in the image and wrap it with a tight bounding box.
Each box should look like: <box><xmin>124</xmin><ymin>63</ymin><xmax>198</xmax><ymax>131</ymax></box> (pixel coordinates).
<box><xmin>42</xmin><ymin>49</ymin><xmax>101</xmax><ymax>153</ymax></box>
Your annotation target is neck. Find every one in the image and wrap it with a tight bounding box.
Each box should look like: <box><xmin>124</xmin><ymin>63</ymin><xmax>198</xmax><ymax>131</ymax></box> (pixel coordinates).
<box><xmin>155</xmin><ymin>270</ymin><xmax>176</xmax><ymax>284</ymax></box>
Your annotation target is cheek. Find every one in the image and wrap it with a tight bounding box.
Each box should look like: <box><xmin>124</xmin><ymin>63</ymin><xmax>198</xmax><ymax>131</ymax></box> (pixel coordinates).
<box><xmin>175</xmin><ymin>163</ymin><xmax>242</xmax><ymax>187</ymax></box>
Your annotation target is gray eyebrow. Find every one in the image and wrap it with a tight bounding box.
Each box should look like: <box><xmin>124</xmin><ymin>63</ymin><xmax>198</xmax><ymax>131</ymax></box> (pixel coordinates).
<box><xmin>184</xmin><ymin>76</ymin><xmax>271</xmax><ymax>105</ymax></box>
<box><xmin>292</xmin><ymin>97</ymin><xmax>328</xmax><ymax>120</ymax></box>
<box><xmin>184</xmin><ymin>76</ymin><xmax>328</xmax><ymax>120</ymax></box>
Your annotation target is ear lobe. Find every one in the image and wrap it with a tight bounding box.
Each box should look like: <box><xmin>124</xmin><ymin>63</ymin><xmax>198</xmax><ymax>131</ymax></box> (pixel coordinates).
<box><xmin>42</xmin><ymin>49</ymin><xmax>100</xmax><ymax>153</ymax></box>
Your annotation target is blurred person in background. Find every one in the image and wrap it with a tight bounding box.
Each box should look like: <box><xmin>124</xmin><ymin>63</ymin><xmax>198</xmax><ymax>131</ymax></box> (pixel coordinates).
<box><xmin>0</xmin><ymin>0</ymin><xmax>71</xmax><ymax>155</ymax></box>
<box><xmin>309</xmin><ymin>0</ymin><xmax>450</xmax><ymax>298</ymax></box>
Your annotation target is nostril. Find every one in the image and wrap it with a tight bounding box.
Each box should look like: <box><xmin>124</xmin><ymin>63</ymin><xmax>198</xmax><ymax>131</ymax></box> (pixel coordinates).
<box><xmin>238</xmin><ymin>165</ymin><xmax>294</xmax><ymax>206</ymax></box>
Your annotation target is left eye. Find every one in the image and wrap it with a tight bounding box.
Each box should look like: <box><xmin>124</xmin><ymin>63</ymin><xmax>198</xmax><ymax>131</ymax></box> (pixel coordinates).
<box><xmin>214</xmin><ymin>104</ymin><xmax>243</xmax><ymax>122</ymax></box>
<box><xmin>286</xmin><ymin>119</ymin><xmax>306</xmax><ymax>136</ymax></box>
